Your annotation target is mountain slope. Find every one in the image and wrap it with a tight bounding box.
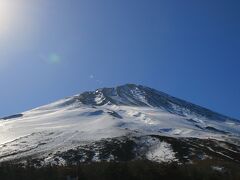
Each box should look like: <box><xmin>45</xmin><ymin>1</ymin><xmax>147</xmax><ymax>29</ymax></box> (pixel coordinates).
<box><xmin>0</xmin><ymin>84</ymin><xmax>239</xmax><ymax>166</ymax></box>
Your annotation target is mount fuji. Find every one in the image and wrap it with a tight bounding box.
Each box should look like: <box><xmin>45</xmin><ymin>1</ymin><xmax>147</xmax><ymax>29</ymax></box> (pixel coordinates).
<box><xmin>0</xmin><ymin>84</ymin><xmax>239</xmax><ymax>166</ymax></box>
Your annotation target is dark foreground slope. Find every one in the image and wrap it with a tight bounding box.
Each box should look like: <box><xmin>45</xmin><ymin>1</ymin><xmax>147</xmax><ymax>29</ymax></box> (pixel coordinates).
<box><xmin>1</xmin><ymin>135</ymin><xmax>240</xmax><ymax>180</ymax></box>
<box><xmin>1</xmin><ymin>160</ymin><xmax>240</xmax><ymax>180</ymax></box>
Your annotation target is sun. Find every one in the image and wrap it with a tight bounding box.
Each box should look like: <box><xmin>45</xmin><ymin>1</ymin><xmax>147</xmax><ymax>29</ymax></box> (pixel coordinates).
<box><xmin>0</xmin><ymin>1</ymin><xmax>18</xmax><ymax>36</ymax></box>
<box><xmin>0</xmin><ymin>2</ymin><xmax>11</xmax><ymax>29</ymax></box>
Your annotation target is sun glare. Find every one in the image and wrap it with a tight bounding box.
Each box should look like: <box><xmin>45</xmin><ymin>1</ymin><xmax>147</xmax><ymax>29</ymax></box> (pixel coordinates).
<box><xmin>0</xmin><ymin>1</ymin><xmax>16</xmax><ymax>35</ymax></box>
<box><xmin>0</xmin><ymin>0</ymin><xmax>41</xmax><ymax>55</ymax></box>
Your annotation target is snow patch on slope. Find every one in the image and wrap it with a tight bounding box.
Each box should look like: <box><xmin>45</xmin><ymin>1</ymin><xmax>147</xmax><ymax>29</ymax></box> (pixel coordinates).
<box><xmin>144</xmin><ymin>137</ymin><xmax>177</xmax><ymax>163</ymax></box>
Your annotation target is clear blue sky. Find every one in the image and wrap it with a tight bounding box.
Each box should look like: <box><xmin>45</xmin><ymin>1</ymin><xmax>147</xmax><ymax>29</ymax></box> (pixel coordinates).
<box><xmin>0</xmin><ymin>0</ymin><xmax>239</xmax><ymax>119</ymax></box>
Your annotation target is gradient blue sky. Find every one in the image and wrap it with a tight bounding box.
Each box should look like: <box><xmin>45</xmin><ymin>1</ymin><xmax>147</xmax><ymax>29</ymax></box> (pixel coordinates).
<box><xmin>0</xmin><ymin>0</ymin><xmax>239</xmax><ymax>119</ymax></box>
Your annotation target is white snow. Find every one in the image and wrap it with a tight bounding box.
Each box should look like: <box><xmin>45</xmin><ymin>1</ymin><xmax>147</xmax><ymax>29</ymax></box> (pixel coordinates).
<box><xmin>95</xmin><ymin>92</ymin><xmax>106</xmax><ymax>105</ymax></box>
<box><xmin>211</xmin><ymin>166</ymin><xmax>224</xmax><ymax>172</ymax></box>
<box><xmin>0</xmin><ymin>91</ymin><xmax>239</xmax><ymax>164</ymax></box>
<box><xmin>144</xmin><ymin>138</ymin><xmax>177</xmax><ymax>163</ymax></box>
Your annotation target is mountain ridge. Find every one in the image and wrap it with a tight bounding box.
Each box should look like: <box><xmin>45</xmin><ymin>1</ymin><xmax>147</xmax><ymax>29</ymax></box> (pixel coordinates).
<box><xmin>0</xmin><ymin>83</ymin><xmax>239</xmax><ymax>167</ymax></box>
<box><xmin>59</xmin><ymin>83</ymin><xmax>238</xmax><ymax>122</ymax></box>
<box><xmin>2</xmin><ymin>83</ymin><xmax>238</xmax><ymax>122</ymax></box>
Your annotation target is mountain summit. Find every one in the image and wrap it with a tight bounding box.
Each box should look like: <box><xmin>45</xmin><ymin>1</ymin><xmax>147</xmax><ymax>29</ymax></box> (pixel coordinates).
<box><xmin>0</xmin><ymin>84</ymin><xmax>239</xmax><ymax>166</ymax></box>
<box><xmin>74</xmin><ymin>84</ymin><xmax>238</xmax><ymax>122</ymax></box>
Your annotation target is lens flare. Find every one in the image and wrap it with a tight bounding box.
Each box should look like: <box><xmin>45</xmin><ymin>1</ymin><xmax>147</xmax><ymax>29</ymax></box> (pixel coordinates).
<box><xmin>48</xmin><ymin>53</ymin><xmax>61</xmax><ymax>64</ymax></box>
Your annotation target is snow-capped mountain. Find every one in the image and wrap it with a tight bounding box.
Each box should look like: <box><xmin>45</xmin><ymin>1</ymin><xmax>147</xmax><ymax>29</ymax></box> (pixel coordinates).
<box><xmin>0</xmin><ymin>84</ymin><xmax>239</xmax><ymax>166</ymax></box>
